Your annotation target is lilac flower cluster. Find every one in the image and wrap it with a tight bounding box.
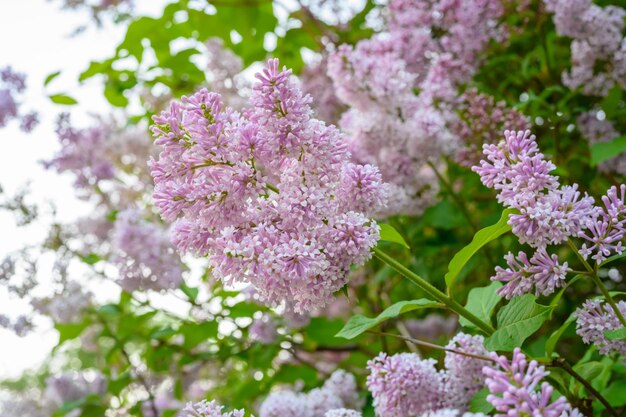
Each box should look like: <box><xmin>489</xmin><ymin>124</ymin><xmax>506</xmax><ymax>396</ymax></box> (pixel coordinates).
<box><xmin>492</xmin><ymin>249</ymin><xmax>571</xmax><ymax>299</ymax></box>
<box><xmin>454</xmin><ymin>89</ymin><xmax>530</xmax><ymax>167</ymax></box>
<box><xmin>366</xmin><ymin>333</ymin><xmax>489</xmax><ymax>417</ymax></box>
<box><xmin>423</xmin><ymin>411</ymin><xmax>488</xmax><ymax>417</ymax></box>
<box><xmin>326</xmin><ymin>0</ymin><xmax>506</xmax><ymax>216</ymax></box>
<box><xmin>248</xmin><ymin>313</ymin><xmax>278</xmax><ymax>345</ymax></box>
<box><xmin>576</xmin><ymin>111</ymin><xmax>626</xmax><ymax>175</ymax></box>
<box><xmin>300</xmin><ymin>56</ymin><xmax>345</xmax><ymax>125</ymax></box>
<box><xmin>112</xmin><ymin>209</ymin><xmax>183</xmax><ymax>292</ymax></box>
<box><xmin>474</xmin><ymin>130</ymin><xmax>599</xmax><ymax>298</ymax></box>
<box><xmin>259</xmin><ymin>369</ymin><xmax>361</xmax><ymax>417</ymax></box>
<box><xmin>0</xmin><ymin>66</ymin><xmax>38</xmax><ymax>132</ymax></box>
<box><xmin>181</xmin><ymin>400</ymin><xmax>246</xmax><ymax>417</ymax></box>
<box><xmin>483</xmin><ymin>348</ymin><xmax>578</xmax><ymax>417</ymax></box>
<box><xmin>545</xmin><ymin>0</ymin><xmax>626</xmax><ymax>96</ymax></box>
<box><xmin>44</xmin><ymin>371</ymin><xmax>107</xmax><ymax>408</ymax></box>
<box><xmin>575</xmin><ymin>299</ymin><xmax>626</xmax><ymax>356</ymax></box>
<box><xmin>31</xmin><ymin>280</ymin><xmax>93</xmax><ymax>323</ymax></box>
<box><xmin>149</xmin><ymin>59</ymin><xmax>385</xmax><ymax>313</ymax></box>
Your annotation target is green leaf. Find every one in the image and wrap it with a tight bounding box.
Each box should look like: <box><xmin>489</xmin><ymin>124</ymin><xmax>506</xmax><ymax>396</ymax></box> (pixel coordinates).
<box><xmin>601</xmin><ymin>86</ymin><xmax>623</xmax><ymax>119</ymax></box>
<box><xmin>180</xmin><ymin>281</ymin><xmax>199</xmax><ymax>303</ymax></box>
<box><xmin>485</xmin><ymin>294</ymin><xmax>553</xmax><ymax>351</ymax></box>
<box><xmin>545</xmin><ymin>314</ymin><xmax>575</xmax><ymax>356</ymax></box>
<box><xmin>605</xmin><ymin>327</ymin><xmax>626</xmax><ymax>341</ymax></box>
<box><xmin>459</xmin><ymin>282</ymin><xmax>502</xmax><ymax>330</ymax></box>
<box><xmin>468</xmin><ymin>388</ymin><xmax>494</xmax><ymax>414</ymax></box>
<box><xmin>44</xmin><ymin>71</ymin><xmax>61</xmax><ymax>86</ymax></box>
<box><xmin>590</xmin><ymin>135</ymin><xmax>626</xmax><ymax>166</ymax></box>
<box><xmin>306</xmin><ymin>318</ymin><xmax>348</xmax><ymax>346</ymax></box>
<box><xmin>180</xmin><ymin>321</ymin><xmax>218</xmax><ymax>349</ymax></box>
<box><xmin>571</xmin><ymin>361</ymin><xmax>609</xmax><ymax>392</ymax></box>
<box><xmin>604</xmin><ymin>380</ymin><xmax>626</xmax><ymax>406</ymax></box>
<box><xmin>445</xmin><ymin>209</ymin><xmax>513</xmax><ymax>294</ymax></box>
<box><xmin>79</xmin><ymin>253</ymin><xmax>102</xmax><ymax>265</ymax></box>
<box><xmin>150</xmin><ymin>326</ymin><xmax>177</xmax><ymax>340</ymax></box>
<box><xmin>49</xmin><ymin>94</ymin><xmax>78</xmax><ymax>105</ymax></box>
<box><xmin>600</xmin><ymin>252</ymin><xmax>626</xmax><ymax>267</ymax></box>
<box><xmin>55</xmin><ymin>321</ymin><xmax>90</xmax><ymax>346</ymax></box>
<box><xmin>336</xmin><ymin>298</ymin><xmax>441</xmax><ymax>339</ymax></box>
<box><xmin>378</xmin><ymin>224</ymin><xmax>410</xmax><ymax>249</ymax></box>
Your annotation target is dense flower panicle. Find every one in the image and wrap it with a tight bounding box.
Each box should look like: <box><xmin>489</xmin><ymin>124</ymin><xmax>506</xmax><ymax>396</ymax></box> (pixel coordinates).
<box><xmin>307</xmin><ymin>388</ymin><xmax>344</xmax><ymax>417</ymax></box>
<box><xmin>181</xmin><ymin>400</ymin><xmax>247</xmax><ymax>417</ymax></box>
<box><xmin>483</xmin><ymin>348</ymin><xmax>573</xmax><ymax>417</ymax></box>
<box><xmin>492</xmin><ymin>249</ymin><xmax>571</xmax><ymax>298</ymax></box>
<box><xmin>422</xmin><ymin>410</ymin><xmax>489</xmax><ymax>417</ymax></box>
<box><xmin>112</xmin><ymin>209</ymin><xmax>183</xmax><ymax>292</ymax></box>
<box><xmin>249</xmin><ymin>313</ymin><xmax>278</xmax><ymax>345</ymax></box>
<box><xmin>0</xmin><ymin>66</ymin><xmax>39</xmax><ymax>132</ymax></box>
<box><xmin>545</xmin><ymin>0</ymin><xmax>626</xmax><ymax>96</ymax></box>
<box><xmin>442</xmin><ymin>334</ymin><xmax>489</xmax><ymax>410</ymax></box>
<box><xmin>367</xmin><ymin>353</ymin><xmax>444</xmax><ymax>417</ymax></box>
<box><xmin>576</xmin><ymin>111</ymin><xmax>626</xmax><ymax>175</ymax></box>
<box><xmin>324</xmin><ymin>410</ymin><xmax>362</xmax><ymax>417</ymax></box>
<box><xmin>575</xmin><ymin>299</ymin><xmax>626</xmax><ymax>356</ymax></box>
<box><xmin>150</xmin><ymin>59</ymin><xmax>384</xmax><ymax>313</ymax></box>
<box><xmin>300</xmin><ymin>56</ymin><xmax>345</xmax><ymax>124</ymax></box>
<box><xmin>474</xmin><ymin>130</ymin><xmax>598</xmax><ymax>248</ymax></box>
<box><xmin>205</xmin><ymin>38</ymin><xmax>247</xmax><ymax>110</ymax></box>
<box><xmin>454</xmin><ymin>90</ymin><xmax>531</xmax><ymax>167</ymax></box>
<box><xmin>322</xmin><ymin>369</ymin><xmax>362</xmax><ymax>410</ymax></box>
<box><xmin>579</xmin><ymin>185</ymin><xmax>626</xmax><ymax>263</ymax></box>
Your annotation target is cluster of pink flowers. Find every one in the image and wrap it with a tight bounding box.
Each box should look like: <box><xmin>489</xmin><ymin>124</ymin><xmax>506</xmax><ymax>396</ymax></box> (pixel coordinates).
<box><xmin>182</xmin><ymin>400</ymin><xmax>247</xmax><ymax>417</ymax></box>
<box><xmin>577</xmin><ymin>110</ymin><xmax>626</xmax><ymax>175</ymax></box>
<box><xmin>474</xmin><ymin>130</ymin><xmax>599</xmax><ymax>297</ymax></box>
<box><xmin>366</xmin><ymin>333</ymin><xmax>489</xmax><ymax>417</ymax></box>
<box><xmin>545</xmin><ymin>0</ymin><xmax>626</xmax><ymax>96</ymax></box>
<box><xmin>300</xmin><ymin>56</ymin><xmax>345</xmax><ymax>125</ymax></box>
<box><xmin>0</xmin><ymin>66</ymin><xmax>38</xmax><ymax>132</ymax></box>
<box><xmin>453</xmin><ymin>89</ymin><xmax>531</xmax><ymax>167</ymax></box>
<box><xmin>258</xmin><ymin>369</ymin><xmax>361</xmax><ymax>417</ymax></box>
<box><xmin>248</xmin><ymin>313</ymin><xmax>278</xmax><ymax>345</ymax></box>
<box><xmin>575</xmin><ymin>299</ymin><xmax>626</xmax><ymax>356</ymax></box>
<box><xmin>483</xmin><ymin>348</ymin><xmax>579</xmax><ymax>417</ymax></box>
<box><xmin>325</xmin><ymin>0</ymin><xmax>507</xmax><ymax>216</ymax></box>
<box><xmin>44</xmin><ymin>371</ymin><xmax>107</xmax><ymax>408</ymax></box>
<box><xmin>112</xmin><ymin>209</ymin><xmax>183</xmax><ymax>292</ymax></box>
<box><xmin>149</xmin><ymin>59</ymin><xmax>385</xmax><ymax>313</ymax></box>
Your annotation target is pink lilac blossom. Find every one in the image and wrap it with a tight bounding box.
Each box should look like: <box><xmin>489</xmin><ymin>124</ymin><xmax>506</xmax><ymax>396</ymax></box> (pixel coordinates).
<box><xmin>300</xmin><ymin>56</ymin><xmax>345</xmax><ymax>124</ymax></box>
<box><xmin>579</xmin><ymin>185</ymin><xmax>626</xmax><ymax>263</ymax></box>
<box><xmin>150</xmin><ymin>59</ymin><xmax>384</xmax><ymax>313</ymax></box>
<box><xmin>442</xmin><ymin>334</ymin><xmax>490</xmax><ymax>411</ymax></box>
<box><xmin>545</xmin><ymin>0</ymin><xmax>626</xmax><ymax>96</ymax></box>
<box><xmin>454</xmin><ymin>89</ymin><xmax>531</xmax><ymax>167</ymax></box>
<box><xmin>0</xmin><ymin>66</ymin><xmax>38</xmax><ymax>132</ymax></box>
<box><xmin>259</xmin><ymin>391</ymin><xmax>308</xmax><ymax>417</ymax></box>
<box><xmin>422</xmin><ymin>411</ymin><xmax>489</xmax><ymax>417</ymax></box>
<box><xmin>205</xmin><ymin>38</ymin><xmax>248</xmax><ymax>110</ymax></box>
<box><xmin>112</xmin><ymin>209</ymin><xmax>183</xmax><ymax>292</ymax></box>
<box><xmin>181</xmin><ymin>400</ymin><xmax>247</xmax><ymax>417</ymax></box>
<box><xmin>575</xmin><ymin>299</ymin><xmax>626</xmax><ymax>356</ymax></box>
<box><xmin>366</xmin><ymin>352</ymin><xmax>444</xmax><ymax>417</ymax></box>
<box><xmin>483</xmin><ymin>348</ymin><xmax>574</xmax><ymax>417</ymax></box>
<box><xmin>44</xmin><ymin>371</ymin><xmax>107</xmax><ymax>407</ymax></box>
<box><xmin>31</xmin><ymin>280</ymin><xmax>92</xmax><ymax>323</ymax></box>
<box><xmin>249</xmin><ymin>313</ymin><xmax>278</xmax><ymax>345</ymax></box>
<box><xmin>324</xmin><ymin>410</ymin><xmax>362</xmax><ymax>417</ymax></box>
<box><xmin>307</xmin><ymin>388</ymin><xmax>344</xmax><ymax>417</ymax></box>
<box><xmin>322</xmin><ymin>369</ymin><xmax>362</xmax><ymax>410</ymax></box>
<box><xmin>473</xmin><ymin>130</ymin><xmax>598</xmax><ymax>248</ymax></box>
<box><xmin>491</xmin><ymin>248</ymin><xmax>571</xmax><ymax>299</ymax></box>
<box><xmin>577</xmin><ymin>111</ymin><xmax>626</xmax><ymax>175</ymax></box>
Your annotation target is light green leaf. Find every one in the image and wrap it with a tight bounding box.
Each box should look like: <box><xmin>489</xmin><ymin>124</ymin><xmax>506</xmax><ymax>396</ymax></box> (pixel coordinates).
<box><xmin>605</xmin><ymin>327</ymin><xmax>626</xmax><ymax>341</ymax></box>
<box><xmin>49</xmin><ymin>94</ymin><xmax>78</xmax><ymax>105</ymax></box>
<box><xmin>604</xmin><ymin>380</ymin><xmax>626</xmax><ymax>406</ymax></box>
<box><xmin>590</xmin><ymin>135</ymin><xmax>626</xmax><ymax>166</ymax></box>
<box><xmin>180</xmin><ymin>281</ymin><xmax>199</xmax><ymax>303</ymax></box>
<box><xmin>44</xmin><ymin>71</ymin><xmax>61</xmax><ymax>86</ymax></box>
<box><xmin>459</xmin><ymin>282</ymin><xmax>502</xmax><ymax>330</ymax></box>
<box><xmin>468</xmin><ymin>388</ymin><xmax>494</xmax><ymax>414</ymax></box>
<box><xmin>336</xmin><ymin>299</ymin><xmax>441</xmax><ymax>339</ymax></box>
<box><xmin>485</xmin><ymin>294</ymin><xmax>553</xmax><ymax>351</ymax></box>
<box><xmin>378</xmin><ymin>223</ymin><xmax>410</xmax><ymax>249</ymax></box>
<box><xmin>445</xmin><ymin>209</ymin><xmax>513</xmax><ymax>294</ymax></box>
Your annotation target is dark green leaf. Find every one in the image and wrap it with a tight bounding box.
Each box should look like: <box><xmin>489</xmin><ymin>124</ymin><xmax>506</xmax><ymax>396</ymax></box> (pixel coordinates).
<box><xmin>459</xmin><ymin>282</ymin><xmax>502</xmax><ymax>330</ymax></box>
<box><xmin>336</xmin><ymin>299</ymin><xmax>441</xmax><ymax>339</ymax></box>
<box><xmin>545</xmin><ymin>314</ymin><xmax>575</xmax><ymax>356</ymax></box>
<box><xmin>485</xmin><ymin>294</ymin><xmax>553</xmax><ymax>351</ymax></box>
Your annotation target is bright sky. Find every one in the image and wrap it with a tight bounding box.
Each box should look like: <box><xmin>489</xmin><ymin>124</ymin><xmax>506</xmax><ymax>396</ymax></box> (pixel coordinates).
<box><xmin>0</xmin><ymin>0</ymin><xmax>169</xmax><ymax>378</ymax></box>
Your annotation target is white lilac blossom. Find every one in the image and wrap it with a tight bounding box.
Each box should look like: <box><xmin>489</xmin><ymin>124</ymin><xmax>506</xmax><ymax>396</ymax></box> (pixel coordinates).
<box><xmin>181</xmin><ymin>400</ymin><xmax>247</xmax><ymax>417</ymax></box>
<box><xmin>491</xmin><ymin>248</ymin><xmax>571</xmax><ymax>299</ymax></box>
<box><xmin>545</xmin><ymin>0</ymin><xmax>626</xmax><ymax>96</ymax></box>
<box><xmin>112</xmin><ymin>209</ymin><xmax>183</xmax><ymax>292</ymax></box>
<box><xmin>149</xmin><ymin>59</ymin><xmax>385</xmax><ymax>313</ymax></box>
<box><xmin>483</xmin><ymin>348</ymin><xmax>576</xmax><ymax>417</ymax></box>
<box><xmin>248</xmin><ymin>313</ymin><xmax>278</xmax><ymax>345</ymax></box>
<box><xmin>366</xmin><ymin>352</ymin><xmax>443</xmax><ymax>417</ymax></box>
<box><xmin>442</xmin><ymin>334</ymin><xmax>490</xmax><ymax>411</ymax></box>
<box><xmin>575</xmin><ymin>299</ymin><xmax>626</xmax><ymax>356</ymax></box>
